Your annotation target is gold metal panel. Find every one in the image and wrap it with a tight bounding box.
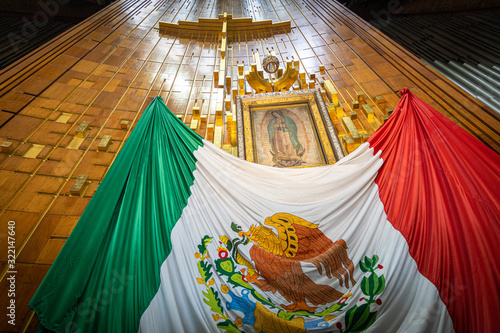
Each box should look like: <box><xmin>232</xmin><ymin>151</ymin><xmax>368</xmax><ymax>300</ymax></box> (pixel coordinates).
<box><xmin>190</xmin><ymin>119</ymin><xmax>199</xmax><ymax>131</ymax></box>
<box><xmin>23</xmin><ymin>144</ymin><xmax>45</xmax><ymax>159</ymax></box>
<box><xmin>67</xmin><ymin>137</ymin><xmax>85</xmax><ymax>150</ymax></box>
<box><xmin>237</xmin><ymin>64</ymin><xmax>244</xmax><ymax>76</ymax></box>
<box><xmin>75</xmin><ymin>121</ymin><xmax>90</xmax><ymax>138</ymax></box>
<box><xmin>97</xmin><ymin>135</ymin><xmax>112</xmax><ymax>152</ymax></box>
<box><xmin>218</xmin><ymin>57</ymin><xmax>226</xmax><ymax>88</ymax></box>
<box><xmin>221</xmin><ymin>37</ymin><xmax>227</xmax><ymax>58</ymax></box>
<box><xmin>376</xmin><ymin>95</ymin><xmax>386</xmax><ymax>104</ymax></box>
<box><xmin>159</xmin><ymin>15</ymin><xmax>291</xmax><ymax>42</ymax></box>
<box><xmin>55</xmin><ymin>112</ymin><xmax>72</xmax><ymax>124</ymax></box>
<box><xmin>324</xmin><ymin>80</ymin><xmax>338</xmax><ymax>105</ymax></box>
<box><xmin>362</xmin><ymin>104</ymin><xmax>375</xmax><ymax>121</ymax></box>
<box><xmin>342</xmin><ymin>117</ymin><xmax>361</xmax><ymax>144</ymax></box>
<box><xmin>214</xmin><ymin>126</ymin><xmax>223</xmax><ymax>148</ymax></box>
<box><xmin>342</xmin><ymin>135</ymin><xmax>354</xmax><ymax>153</ymax></box>
<box><xmin>336</xmin><ymin>104</ymin><xmax>345</xmax><ymax>119</ymax></box>
<box><xmin>357</xmin><ymin>92</ymin><xmax>365</xmax><ymax>104</ymax></box>
<box><xmin>192</xmin><ymin>106</ymin><xmax>200</xmax><ymax>120</ymax></box>
<box><xmin>1</xmin><ymin>141</ymin><xmax>13</xmax><ymax>153</ymax></box>
<box><xmin>215</xmin><ymin>109</ymin><xmax>223</xmax><ymax>127</ymax></box>
<box><xmin>70</xmin><ymin>175</ymin><xmax>89</xmax><ymax>196</ymax></box>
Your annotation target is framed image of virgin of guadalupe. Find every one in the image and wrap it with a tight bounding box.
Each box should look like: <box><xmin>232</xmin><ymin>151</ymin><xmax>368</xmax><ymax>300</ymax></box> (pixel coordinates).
<box><xmin>235</xmin><ymin>89</ymin><xmax>344</xmax><ymax>168</ymax></box>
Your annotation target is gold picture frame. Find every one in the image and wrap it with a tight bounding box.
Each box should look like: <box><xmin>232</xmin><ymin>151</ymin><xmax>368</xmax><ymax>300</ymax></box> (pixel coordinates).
<box><xmin>235</xmin><ymin>89</ymin><xmax>344</xmax><ymax>167</ymax></box>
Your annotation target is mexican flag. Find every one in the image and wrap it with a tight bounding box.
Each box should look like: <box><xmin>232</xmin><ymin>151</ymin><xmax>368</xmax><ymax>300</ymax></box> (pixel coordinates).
<box><xmin>30</xmin><ymin>89</ymin><xmax>500</xmax><ymax>333</ymax></box>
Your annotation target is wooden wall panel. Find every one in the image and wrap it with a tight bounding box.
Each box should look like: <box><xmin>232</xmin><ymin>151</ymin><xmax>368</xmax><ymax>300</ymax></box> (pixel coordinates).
<box><xmin>0</xmin><ymin>264</ymin><xmax>50</xmax><ymax>330</ymax></box>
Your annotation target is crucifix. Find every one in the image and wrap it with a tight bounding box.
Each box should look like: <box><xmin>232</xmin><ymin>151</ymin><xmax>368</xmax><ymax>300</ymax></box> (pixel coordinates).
<box><xmin>159</xmin><ymin>13</ymin><xmax>299</xmax><ymax>149</ymax></box>
<box><xmin>159</xmin><ymin>13</ymin><xmax>298</xmax><ymax>93</ymax></box>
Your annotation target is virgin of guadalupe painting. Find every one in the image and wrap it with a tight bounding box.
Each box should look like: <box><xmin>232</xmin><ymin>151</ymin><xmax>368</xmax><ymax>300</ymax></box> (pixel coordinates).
<box><xmin>268</xmin><ymin>110</ymin><xmax>305</xmax><ymax>167</ymax></box>
<box><xmin>236</xmin><ymin>89</ymin><xmax>343</xmax><ymax>166</ymax></box>
<box><xmin>251</xmin><ymin>105</ymin><xmax>326</xmax><ymax>167</ymax></box>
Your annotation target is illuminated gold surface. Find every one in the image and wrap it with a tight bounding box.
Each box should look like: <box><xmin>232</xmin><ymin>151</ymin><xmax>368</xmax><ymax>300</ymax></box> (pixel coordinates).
<box><xmin>324</xmin><ymin>80</ymin><xmax>339</xmax><ymax>106</ymax></box>
<box><xmin>97</xmin><ymin>135</ymin><xmax>112</xmax><ymax>152</ymax></box>
<box><xmin>159</xmin><ymin>14</ymin><xmax>291</xmax><ymax>42</ymax></box>
<box><xmin>342</xmin><ymin>117</ymin><xmax>361</xmax><ymax>144</ymax></box>
<box><xmin>67</xmin><ymin>137</ymin><xmax>85</xmax><ymax>150</ymax></box>
<box><xmin>75</xmin><ymin>121</ymin><xmax>90</xmax><ymax>138</ymax></box>
<box><xmin>70</xmin><ymin>175</ymin><xmax>89</xmax><ymax>196</ymax></box>
<box><xmin>120</xmin><ymin>120</ymin><xmax>129</xmax><ymax>129</ymax></box>
<box><xmin>23</xmin><ymin>144</ymin><xmax>44</xmax><ymax>159</ymax></box>
<box><xmin>0</xmin><ymin>141</ymin><xmax>12</xmax><ymax>153</ymax></box>
<box><xmin>362</xmin><ymin>104</ymin><xmax>375</xmax><ymax>121</ymax></box>
<box><xmin>55</xmin><ymin>113</ymin><xmax>71</xmax><ymax>124</ymax></box>
<box><xmin>245</xmin><ymin>61</ymin><xmax>299</xmax><ymax>93</ymax></box>
<box><xmin>342</xmin><ymin>135</ymin><xmax>354</xmax><ymax>153</ymax></box>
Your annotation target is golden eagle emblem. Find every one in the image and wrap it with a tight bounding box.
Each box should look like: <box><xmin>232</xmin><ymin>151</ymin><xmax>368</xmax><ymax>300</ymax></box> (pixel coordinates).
<box><xmin>241</xmin><ymin>213</ymin><xmax>356</xmax><ymax>313</ymax></box>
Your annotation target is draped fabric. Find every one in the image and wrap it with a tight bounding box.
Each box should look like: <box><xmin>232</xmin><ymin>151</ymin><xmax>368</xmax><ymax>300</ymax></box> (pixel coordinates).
<box><xmin>30</xmin><ymin>91</ymin><xmax>499</xmax><ymax>333</ymax></box>
<box><xmin>30</xmin><ymin>97</ymin><xmax>204</xmax><ymax>332</ymax></box>
<box><xmin>368</xmin><ymin>88</ymin><xmax>500</xmax><ymax>333</ymax></box>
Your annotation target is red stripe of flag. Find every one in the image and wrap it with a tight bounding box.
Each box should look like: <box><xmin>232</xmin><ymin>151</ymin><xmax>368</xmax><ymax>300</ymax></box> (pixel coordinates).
<box><xmin>368</xmin><ymin>88</ymin><xmax>500</xmax><ymax>333</ymax></box>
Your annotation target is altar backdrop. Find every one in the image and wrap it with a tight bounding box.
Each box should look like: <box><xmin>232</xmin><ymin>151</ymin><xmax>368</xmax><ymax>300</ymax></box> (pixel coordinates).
<box><xmin>30</xmin><ymin>89</ymin><xmax>500</xmax><ymax>333</ymax></box>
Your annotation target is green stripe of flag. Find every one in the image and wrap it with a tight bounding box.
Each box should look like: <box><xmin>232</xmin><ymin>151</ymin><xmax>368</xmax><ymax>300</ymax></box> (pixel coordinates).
<box><xmin>30</xmin><ymin>97</ymin><xmax>204</xmax><ymax>332</ymax></box>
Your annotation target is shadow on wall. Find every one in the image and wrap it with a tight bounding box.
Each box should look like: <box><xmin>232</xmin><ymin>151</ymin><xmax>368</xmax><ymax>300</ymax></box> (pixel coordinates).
<box><xmin>0</xmin><ymin>0</ymin><xmax>115</xmax><ymax>69</ymax></box>
<box><xmin>340</xmin><ymin>0</ymin><xmax>500</xmax><ymax>22</ymax></box>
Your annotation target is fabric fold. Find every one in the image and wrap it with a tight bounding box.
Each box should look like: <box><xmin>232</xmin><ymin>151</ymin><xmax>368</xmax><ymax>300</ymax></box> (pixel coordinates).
<box><xmin>30</xmin><ymin>97</ymin><xmax>204</xmax><ymax>332</ymax></box>
<box><xmin>369</xmin><ymin>88</ymin><xmax>500</xmax><ymax>333</ymax></box>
